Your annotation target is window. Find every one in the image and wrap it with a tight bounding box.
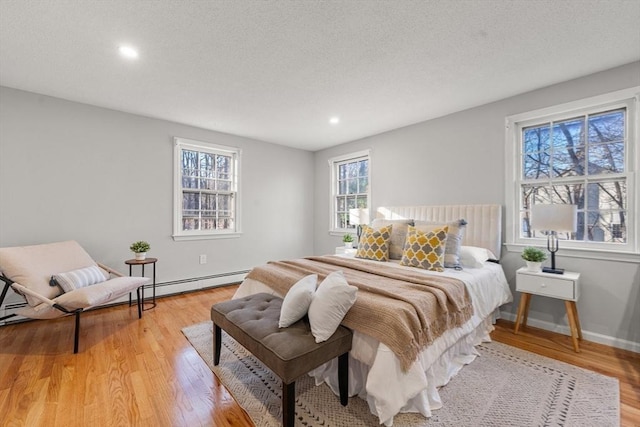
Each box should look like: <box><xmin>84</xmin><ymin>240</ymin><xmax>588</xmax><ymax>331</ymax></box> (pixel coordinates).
<box><xmin>505</xmin><ymin>88</ymin><xmax>639</xmax><ymax>258</ymax></box>
<box><xmin>329</xmin><ymin>150</ymin><xmax>370</xmax><ymax>232</ymax></box>
<box><xmin>173</xmin><ymin>137</ymin><xmax>241</xmax><ymax>240</ymax></box>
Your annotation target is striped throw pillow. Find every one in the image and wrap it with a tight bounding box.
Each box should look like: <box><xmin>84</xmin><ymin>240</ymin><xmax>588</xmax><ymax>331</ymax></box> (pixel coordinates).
<box><xmin>53</xmin><ymin>265</ymin><xmax>107</xmax><ymax>293</ymax></box>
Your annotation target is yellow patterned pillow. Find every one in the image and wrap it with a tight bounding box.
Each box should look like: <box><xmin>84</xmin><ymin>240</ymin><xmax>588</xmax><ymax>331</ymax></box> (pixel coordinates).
<box><xmin>355</xmin><ymin>225</ymin><xmax>393</xmax><ymax>261</ymax></box>
<box><xmin>400</xmin><ymin>225</ymin><xmax>449</xmax><ymax>272</ymax></box>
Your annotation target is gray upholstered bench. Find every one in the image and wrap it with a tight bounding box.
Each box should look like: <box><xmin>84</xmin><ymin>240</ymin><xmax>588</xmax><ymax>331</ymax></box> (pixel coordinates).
<box><xmin>211</xmin><ymin>293</ymin><xmax>352</xmax><ymax>427</ymax></box>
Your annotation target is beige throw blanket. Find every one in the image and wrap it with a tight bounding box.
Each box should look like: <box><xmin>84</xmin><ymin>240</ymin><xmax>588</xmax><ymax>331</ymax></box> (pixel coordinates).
<box><xmin>246</xmin><ymin>255</ymin><xmax>473</xmax><ymax>372</ymax></box>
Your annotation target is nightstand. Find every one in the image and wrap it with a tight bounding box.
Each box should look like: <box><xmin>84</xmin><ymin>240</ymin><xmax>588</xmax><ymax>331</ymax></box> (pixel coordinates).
<box><xmin>514</xmin><ymin>267</ymin><xmax>582</xmax><ymax>352</ymax></box>
<box><xmin>335</xmin><ymin>246</ymin><xmax>357</xmax><ymax>256</ymax></box>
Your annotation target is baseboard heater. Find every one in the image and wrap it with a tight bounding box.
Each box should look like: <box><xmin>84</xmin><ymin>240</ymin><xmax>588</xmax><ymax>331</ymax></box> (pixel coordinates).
<box><xmin>0</xmin><ymin>269</ymin><xmax>250</xmax><ymax>326</ymax></box>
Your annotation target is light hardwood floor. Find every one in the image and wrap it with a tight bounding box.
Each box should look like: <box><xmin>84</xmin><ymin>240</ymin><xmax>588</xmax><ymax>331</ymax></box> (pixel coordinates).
<box><xmin>1</xmin><ymin>285</ymin><xmax>638</xmax><ymax>426</ymax></box>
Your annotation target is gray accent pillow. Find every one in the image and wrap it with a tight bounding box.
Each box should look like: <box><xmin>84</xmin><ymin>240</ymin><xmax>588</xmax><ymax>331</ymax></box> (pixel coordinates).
<box><xmin>370</xmin><ymin>218</ymin><xmax>415</xmax><ymax>260</ymax></box>
<box><xmin>414</xmin><ymin>219</ymin><xmax>467</xmax><ymax>269</ymax></box>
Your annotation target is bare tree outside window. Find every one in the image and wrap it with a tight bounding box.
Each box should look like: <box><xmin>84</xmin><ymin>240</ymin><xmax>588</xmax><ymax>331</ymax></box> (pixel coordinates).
<box><xmin>520</xmin><ymin>109</ymin><xmax>626</xmax><ymax>244</ymax></box>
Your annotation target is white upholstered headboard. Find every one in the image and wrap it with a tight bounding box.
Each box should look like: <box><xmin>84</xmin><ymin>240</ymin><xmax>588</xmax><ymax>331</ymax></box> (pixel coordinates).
<box><xmin>376</xmin><ymin>204</ymin><xmax>502</xmax><ymax>259</ymax></box>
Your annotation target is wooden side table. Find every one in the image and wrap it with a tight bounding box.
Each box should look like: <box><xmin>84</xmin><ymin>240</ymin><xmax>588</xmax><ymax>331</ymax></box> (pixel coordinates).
<box><xmin>125</xmin><ymin>258</ymin><xmax>158</xmax><ymax>310</ymax></box>
<box><xmin>514</xmin><ymin>267</ymin><xmax>582</xmax><ymax>352</ymax></box>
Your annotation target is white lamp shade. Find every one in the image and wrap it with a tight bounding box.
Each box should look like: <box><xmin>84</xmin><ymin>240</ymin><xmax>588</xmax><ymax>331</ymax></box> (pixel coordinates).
<box><xmin>349</xmin><ymin>208</ymin><xmax>370</xmax><ymax>225</ymax></box>
<box><xmin>531</xmin><ymin>204</ymin><xmax>577</xmax><ymax>232</ymax></box>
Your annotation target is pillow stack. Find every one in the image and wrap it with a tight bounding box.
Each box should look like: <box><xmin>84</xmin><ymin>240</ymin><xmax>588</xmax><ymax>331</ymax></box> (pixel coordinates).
<box><xmin>278</xmin><ymin>271</ymin><xmax>357</xmax><ymax>343</ymax></box>
<box><xmin>413</xmin><ymin>219</ymin><xmax>467</xmax><ymax>269</ymax></box>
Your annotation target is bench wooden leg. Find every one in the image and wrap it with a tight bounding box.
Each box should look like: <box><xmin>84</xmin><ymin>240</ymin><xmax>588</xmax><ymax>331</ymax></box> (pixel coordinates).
<box><xmin>338</xmin><ymin>352</ymin><xmax>349</xmax><ymax>406</ymax></box>
<box><xmin>283</xmin><ymin>381</ymin><xmax>295</xmax><ymax>427</ymax></box>
<box><xmin>213</xmin><ymin>324</ymin><xmax>222</xmax><ymax>365</ymax></box>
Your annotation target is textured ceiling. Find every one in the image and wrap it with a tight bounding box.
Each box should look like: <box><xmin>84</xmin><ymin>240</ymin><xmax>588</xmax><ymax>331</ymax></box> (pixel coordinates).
<box><xmin>1</xmin><ymin>0</ymin><xmax>639</xmax><ymax>151</ymax></box>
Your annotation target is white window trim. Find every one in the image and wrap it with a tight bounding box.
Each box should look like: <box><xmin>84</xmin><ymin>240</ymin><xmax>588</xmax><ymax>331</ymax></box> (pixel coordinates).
<box><xmin>172</xmin><ymin>137</ymin><xmax>242</xmax><ymax>241</ymax></box>
<box><xmin>328</xmin><ymin>149</ymin><xmax>371</xmax><ymax>235</ymax></box>
<box><xmin>504</xmin><ymin>87</ymin><xmax>640</xmax><ymax>263</ymax></box>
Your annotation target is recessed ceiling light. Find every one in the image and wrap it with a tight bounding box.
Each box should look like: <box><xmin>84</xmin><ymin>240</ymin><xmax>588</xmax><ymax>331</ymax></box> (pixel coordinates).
<box><xmin>329</xmin><ymin>116</ymin><xmax>340</xmax><ymax>125</ymax></box>
<box><xmin>118</xmin><ymin>45</ymin><xmax>139</xmax><ymax>59</ymax></box>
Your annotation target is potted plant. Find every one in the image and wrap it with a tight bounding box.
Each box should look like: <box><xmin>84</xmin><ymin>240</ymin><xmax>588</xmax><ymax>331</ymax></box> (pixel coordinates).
<box><xmin>130</xmin><ymin>241</ymin><xmax>151</xmax><ymax>261</ymax></box>
<box><xmin>342</xmin><ymin>233</ymin><xmax>354</xmax><ymax>249</ymax></box>
<box><xmin>521</xmin><ymin>247</ymin><xmax>547</xmax><ymax>272</ymax></box>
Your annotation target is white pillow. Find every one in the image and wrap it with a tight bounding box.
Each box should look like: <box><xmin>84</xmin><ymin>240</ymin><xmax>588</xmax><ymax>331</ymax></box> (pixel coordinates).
<box><xmin>278</xmin><ymin>274</ymin><xmax>318</xmax><ymax>328</ymax></box>
<box><xmin>52</xmin><ymin>265</ymin><xmax>107</xmax><ymax>293</ymax></box>
<box><xmin>308</xmin><ymin>270</ymin><xmax>357</xmax><ymax>343</ymax></box>
<box><xmin>459</xmin><ymin>246</ymin><xmax>490</xmax><ymax>268</ymax></box>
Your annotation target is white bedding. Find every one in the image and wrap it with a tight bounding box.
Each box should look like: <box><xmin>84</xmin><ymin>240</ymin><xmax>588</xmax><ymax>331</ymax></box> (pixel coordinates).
<box><xmin>233</xmin><ymin>255</ymin><xmax>513</xmax><ymax>426</ymax></box>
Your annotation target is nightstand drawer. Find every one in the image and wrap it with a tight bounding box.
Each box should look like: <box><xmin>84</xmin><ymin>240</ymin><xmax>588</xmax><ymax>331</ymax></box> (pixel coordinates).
<box><xmin>516</xmin><ymin>273</ymin><xmax>575</xmax><ymax>300</ymax></box>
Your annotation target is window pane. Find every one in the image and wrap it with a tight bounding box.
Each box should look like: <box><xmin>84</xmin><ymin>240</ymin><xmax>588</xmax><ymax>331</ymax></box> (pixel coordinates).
<box><xmin>552</xmin><ymin>117</ymin><xmax>584</xmax><ymax>148</ymax></box>
<box><xmin>347</xmin><ymin>162</ymin><xmax>358</xmax><ymax>178</ymax></box>
<box><xmin>523</xmin><ymin>125</ymin><xmax>550</xmax><ymax>153</ymax></box>
<box><xmin>357</xmin><ymin>196</ymin><xmax>367</xmax><ymax>208</ymax></box>
<box><xmin>358</xmin><ymin>178</ymin><xmax>368</xmax><ymax>193</ymax></box>
<box><xmin>218</xmin><ymin>194</ymin><xmax>231</xmax><ymax>211</ymax></box>
<box><xmin>200</xmin><ymin>152</ymin><xmax>214</xmax><ymax>177</ymax></box>
<box><xmin>586</xmin><ymin>181</ymin><xmax>626</xmax><ymax>210</ymax></box>
<box><xmin>217</xmin><ymin>180</ymin><xmax>231</xmax><ymax>191</ymax></box>
<box><xmin>338</xmin><ymin>180</ymin><xmax>347</xmax><ymax>195</ymax></box>
<box><xmin>337</xmin><ymin>213</ymin><xmax>347</xmax><ymax>229</ymax></box>
<box><xmin>523</xmin><ymin>152</ymin><xmax>550</xmax><ymax>179</ymax></box>
<box><xmin>338</xmin><ymin>164</ymin><xmax>347</xmax><ymax>180</ymax></box>
<box><xmin>550</xmin><ymin>183</ymin><xmax>585</xmax><ymax>208</ymax></box>
<box><xmin>588</xmin><ymin>110</ymin><xmax>624</xmax><ymax>143</ymax></box>
<box><xmin>216</xmin><ymin>155</ymin><xmax>230</xmax><ymax>178</ymax></box>
<box><xmin>337</xmin><ymin>197</ymin><xmax>345</xmax><ymax>212</ymax></box>
<box><xmin>588</xmin><ymin>142</ymin><xmax>623</xmax><ymax>174</ymax></box>
<box><xmin>552</xmin><ymin>145</ymin><xmax>585</xmax><ymax>177</ymax></box>
<box><xmin>346</xmin><ymin>196</ymin><xmax>356</xmax><ymax>210</ymax></box>
<box><xmin>347</xmin><ymin>179</ymin><xmax>357</xmax><ymax>194</ymax></box>
<box><xmin>358</xmin><ymin>160</ymin><xmax>368</xmax><ymax>177</ymax></box>
<box><xmin>585</xmin><ymin>210</ymin><xmax>626</xmax><ymax>243</ymax></box>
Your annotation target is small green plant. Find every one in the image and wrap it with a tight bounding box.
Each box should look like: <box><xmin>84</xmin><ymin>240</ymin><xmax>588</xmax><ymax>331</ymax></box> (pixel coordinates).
<box><xmin>342</xmin><ymin>233</ymin><xmax>354</xmax><ymax>243</ymax></box>
<box><xmin>130</xmin><ymin>241</ymin><xmax>150</xmax><ymax>253</ymax></box>
<box><xmin>521</xmin><ymin>247</ymin><xmax>547</xmax><ymax>262</ymax></box>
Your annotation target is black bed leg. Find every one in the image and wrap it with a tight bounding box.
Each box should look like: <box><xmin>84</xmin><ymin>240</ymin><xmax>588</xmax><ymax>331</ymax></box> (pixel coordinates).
<box><xmin>73</xmin><ymin>310</ymin><xmax>81</xmax><ymax>354</ymax></box>
<box><xmin>338</xmin><ymin>352</ymin><xmax>349</xmax><ymax>406</ymax></box>
<box><xmin>283</xmin><ymin>381</ymin><xmax>295</xmax><ymax>427</ymax></box>
<box><xmin>213</xmin><ymin>324</ymin><xmax>221</xmax><ymax>365</ymax></box>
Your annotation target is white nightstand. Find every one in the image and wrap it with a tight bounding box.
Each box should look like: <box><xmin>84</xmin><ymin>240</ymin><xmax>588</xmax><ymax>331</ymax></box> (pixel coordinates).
<box><xmin>335</xmin><ymin>246</ymin><xmax>357</xmax><ymax>256</ymax></box>
<box><xmin>514</xmin><ymin>267</ymin><xmax>582</xmax><ymax>352</ymax></box>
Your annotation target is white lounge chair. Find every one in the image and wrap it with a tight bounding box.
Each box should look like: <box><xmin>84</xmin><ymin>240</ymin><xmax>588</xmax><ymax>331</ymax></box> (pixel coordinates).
<box><xmin>0</xmin><ymin>240</ymin><xmax>150</xmax><ymax>353</ymax></box>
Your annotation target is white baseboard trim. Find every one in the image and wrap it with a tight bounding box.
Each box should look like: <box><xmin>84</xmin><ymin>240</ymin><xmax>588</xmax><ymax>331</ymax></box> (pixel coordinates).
<box><xmin>500</xmin><ymin>311</ymin><xmax>640</xmax><ymax>354</ymax></box>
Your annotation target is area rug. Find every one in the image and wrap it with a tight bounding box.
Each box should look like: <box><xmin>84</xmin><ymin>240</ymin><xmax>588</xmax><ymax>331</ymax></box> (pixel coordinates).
<box><xmin>182</xmin><ymin>321</ymin><xmax>619</xmax><ymax>426</ymax></box>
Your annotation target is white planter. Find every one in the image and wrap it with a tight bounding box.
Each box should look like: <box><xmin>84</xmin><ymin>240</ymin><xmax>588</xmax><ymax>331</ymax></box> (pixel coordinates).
<box><xmin>526</xmin><ymin>261</ymin><xmax>542</xmax><ymax>272</ymax></box>
<box><xmin>135</xmin><ymin>252</ymin><xmax>147</xmax><ymax>261</ymax></box>
<box><xmin>344</xmin><ymin>242</ymin><xmax>353</xmax><ymax>249</ymax></box>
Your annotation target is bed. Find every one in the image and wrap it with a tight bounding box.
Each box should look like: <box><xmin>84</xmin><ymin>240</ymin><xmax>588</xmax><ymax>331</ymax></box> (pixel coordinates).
<box><xmin>233</xmin><ymin>204</ymin><xmax>513</xmax><ymax>426</ymax></box>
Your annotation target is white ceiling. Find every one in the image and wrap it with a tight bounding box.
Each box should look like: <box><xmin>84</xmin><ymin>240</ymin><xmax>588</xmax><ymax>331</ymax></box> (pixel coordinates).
<box><xmin>1</xmin><ymin>1</ymin><xmax>639</xmax><ymax>151</ymax></box>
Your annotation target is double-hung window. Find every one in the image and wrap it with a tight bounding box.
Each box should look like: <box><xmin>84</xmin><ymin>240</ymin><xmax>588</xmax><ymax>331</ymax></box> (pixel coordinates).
<box><xmin>329</xmin><ymin>150</ymin><xmax>370</xmax><ymax>233</ymax></box>
<box><xmin>505</xmin><ymin>88</ymin><xmax>639</xmax><ymax>259</ymax></box>
<box><xmin>173</xmin><ymin>137</ymin><xmax>241</xmax><ymax>240</ymax></box>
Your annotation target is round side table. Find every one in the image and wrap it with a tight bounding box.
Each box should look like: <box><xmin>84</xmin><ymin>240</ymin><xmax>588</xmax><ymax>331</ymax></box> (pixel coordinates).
<box><xmin>125</xmin><ymin>257</ymin><xmax>158</xmax><ymax>310</ymax></box>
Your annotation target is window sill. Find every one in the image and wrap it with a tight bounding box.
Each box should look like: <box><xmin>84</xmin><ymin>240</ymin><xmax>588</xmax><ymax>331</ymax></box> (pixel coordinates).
<box><xmin>173</xmin><ymin>232</ymin><xmax>242</xmax><ymax>242</ymax></box>
<box><xmin>505</xmin><ymin>243</ymin><xmax>640</xmax><ymax>264</ymax></box>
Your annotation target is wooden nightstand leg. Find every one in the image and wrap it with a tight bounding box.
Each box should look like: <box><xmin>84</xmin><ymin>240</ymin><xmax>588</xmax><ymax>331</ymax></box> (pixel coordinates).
<box><xmin>564</xmin><ymin>300</ymin><xmax>580</xmax><ymax>352</ymax></box>
<box><xmin>570</xmin><ymin>301</ymin><xmax>582</xmax><ymax>340</ymax></box>
<box><xmin>514</xmin><ymin>293</ymin><xmax>529</xmax><ymax>334</ymax></box>
<box><xmin>522</xmin><ymin>293</ymin><xmax>531</xmax><ymax>328</ymax></box>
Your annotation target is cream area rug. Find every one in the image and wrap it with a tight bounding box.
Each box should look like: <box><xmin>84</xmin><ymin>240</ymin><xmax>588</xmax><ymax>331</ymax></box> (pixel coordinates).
<box><xmin>182</xmin><ymin>321</ymin><xmax>619</xmax><ymax>427</ymax></box>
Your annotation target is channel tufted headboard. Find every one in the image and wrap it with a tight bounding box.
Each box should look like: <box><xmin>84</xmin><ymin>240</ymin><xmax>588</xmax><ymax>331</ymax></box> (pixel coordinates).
<box><xmin>376</xmin><ymin>204</ymin><xmax>503</xmax><ymax>259</ymax></box>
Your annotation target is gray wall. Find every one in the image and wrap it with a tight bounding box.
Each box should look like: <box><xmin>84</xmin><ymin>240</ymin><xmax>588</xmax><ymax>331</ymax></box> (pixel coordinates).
<box><xmin>314</xmin><ymin>62</ymin><xmax>640</xmax><ymax>350</ymax></box>
<box><xmin>0</xmin><ymin>87</ymin><xmax>315</xmax><ymax>292</ymax></box>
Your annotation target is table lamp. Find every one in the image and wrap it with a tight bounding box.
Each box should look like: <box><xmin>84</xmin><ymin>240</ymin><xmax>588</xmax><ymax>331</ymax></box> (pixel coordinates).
<box><xmin>349</xmin><ymin>208</ymin><xmax>370</xmax><ymax>244</ymax></box>
<box><xmin>530</xmin><ymin>204</ymin><xmax>577</xmax><ymax>274</ymax></box>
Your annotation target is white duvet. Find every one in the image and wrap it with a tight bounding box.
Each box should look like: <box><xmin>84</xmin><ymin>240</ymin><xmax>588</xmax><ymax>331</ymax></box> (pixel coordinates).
<box><xmin>233</xmin><ymin>256</ymin><xmax>513</xmax><ymax>426</ymax></box>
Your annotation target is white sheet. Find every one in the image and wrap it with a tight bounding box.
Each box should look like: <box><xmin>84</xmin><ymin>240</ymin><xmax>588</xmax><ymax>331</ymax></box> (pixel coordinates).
<box><xmin>233</xmin><ymin>256</ymin><xmax>513</xmax><ymax>426</ymax></box>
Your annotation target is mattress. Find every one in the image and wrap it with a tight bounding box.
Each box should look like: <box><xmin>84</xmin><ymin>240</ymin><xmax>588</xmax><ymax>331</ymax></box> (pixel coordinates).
<box><xmin>233</xmin><ymin>255</ymin><xmax>513</xmax><ymax>426</ymax></box>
